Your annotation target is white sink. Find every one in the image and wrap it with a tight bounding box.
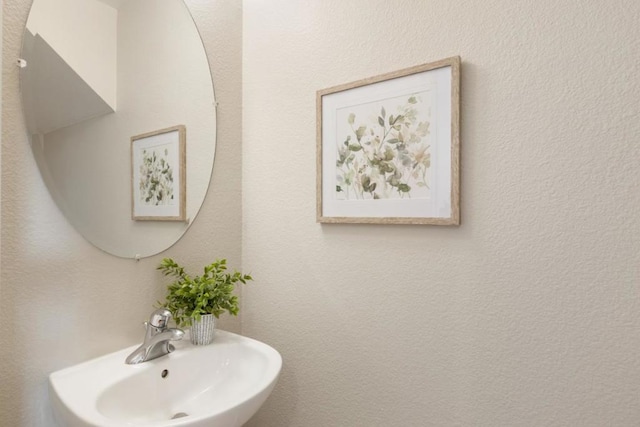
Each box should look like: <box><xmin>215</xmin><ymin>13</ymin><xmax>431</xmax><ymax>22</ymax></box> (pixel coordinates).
<box><xmin>49</xmin><ymin>330</ymin><xmax>281</xmax><ymax>427</ymax></box>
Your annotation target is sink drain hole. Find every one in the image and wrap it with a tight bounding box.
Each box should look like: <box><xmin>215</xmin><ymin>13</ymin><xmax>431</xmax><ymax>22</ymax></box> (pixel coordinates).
<box><xmin>161</xmin><ymin>369</ymin><xmax>169</xmax><ymax>378</ymax></box>
<box><xmin>171</xmin><ymin>412</ymin><xmax>189</xmax><ymax>419</ymax></box>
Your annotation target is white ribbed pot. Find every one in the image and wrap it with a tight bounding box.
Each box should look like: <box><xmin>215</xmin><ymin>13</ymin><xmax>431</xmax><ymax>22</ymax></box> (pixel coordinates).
<box><xmin>190</xmin><ymin>314</ymin><xmax>216</xmax><ymax>345</ymax></box>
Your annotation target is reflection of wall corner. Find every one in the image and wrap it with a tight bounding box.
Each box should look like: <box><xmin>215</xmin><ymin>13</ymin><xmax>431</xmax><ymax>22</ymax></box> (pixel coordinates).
<box><xmin>23</xmin><ymin>0</ymin><xmax>118</xmax><ymax>135</ymax></box>
<box><xmin>30</xmin><ymin>133</ymin><xmax>44</xmax><ymax>151</ymax></box>
<box><xmin>21</xmin><ymin>33</ymin><xmax>114</xmax><ymax>135</ymax></box>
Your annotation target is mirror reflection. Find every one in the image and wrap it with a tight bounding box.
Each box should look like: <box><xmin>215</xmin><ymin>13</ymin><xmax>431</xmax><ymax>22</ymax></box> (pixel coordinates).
<box><xmin>20</xmin><ymin>0</ymin><xmax>216</xmax><ymax>258</ymax></box>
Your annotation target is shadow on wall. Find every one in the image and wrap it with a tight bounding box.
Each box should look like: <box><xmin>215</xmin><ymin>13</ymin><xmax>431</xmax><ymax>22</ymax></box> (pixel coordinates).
<box><xmin>246</xmin><ymin>360</ymin><xmax>299</xmax><ymax>426</ymax></box>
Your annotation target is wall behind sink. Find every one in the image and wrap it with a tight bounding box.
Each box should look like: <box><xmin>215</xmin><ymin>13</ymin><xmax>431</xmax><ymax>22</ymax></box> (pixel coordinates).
<box><xmin>241</xmin><ymin>0</ymin><xmax>640</xmax><ymax>426</ymax></box>
<box><xmin>0</xmin><ymin>1</ymin><xmax>242</xmax><ymax>425</ymax></box>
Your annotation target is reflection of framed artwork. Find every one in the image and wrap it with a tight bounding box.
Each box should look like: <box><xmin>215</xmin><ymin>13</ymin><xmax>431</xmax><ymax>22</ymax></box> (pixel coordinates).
<box><xmin>131</xmin><ymin>125</ymin><xmax>186</xmax><ymax>221</ymax></box>
<box><xmin>317</xmin><ymin>56</ymin><xmax>460</xmax><ymax>225</ymax></box>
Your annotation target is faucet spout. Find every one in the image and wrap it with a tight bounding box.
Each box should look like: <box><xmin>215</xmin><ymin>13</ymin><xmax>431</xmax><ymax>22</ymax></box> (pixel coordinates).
<box><xmin>125</xmin><ymin>309</ymin><xmax>184</xmax><ymax>364</ymax></box>
<box><xmin>148</xmin><ymin>328</ymin><xmax>184</xmax><ymax>347</ymax></box>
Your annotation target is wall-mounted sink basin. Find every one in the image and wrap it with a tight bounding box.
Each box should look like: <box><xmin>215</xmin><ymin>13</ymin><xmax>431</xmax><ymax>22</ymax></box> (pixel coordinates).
<box><xmin>49</xmin><ymin>330</ymin><xmax>281</xmax><ymax>427</ymax></box>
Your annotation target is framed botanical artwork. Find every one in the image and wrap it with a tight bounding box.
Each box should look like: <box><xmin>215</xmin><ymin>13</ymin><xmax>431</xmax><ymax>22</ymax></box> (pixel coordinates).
<box><xmin>317</xmin><ymin>56</ymin><xmax>460</xmax><ymax>225</ymax></box>
<box><xmin>131</xmin><ymin>125</ymin><xmax>186</xmax><ymax>221</ymax></box>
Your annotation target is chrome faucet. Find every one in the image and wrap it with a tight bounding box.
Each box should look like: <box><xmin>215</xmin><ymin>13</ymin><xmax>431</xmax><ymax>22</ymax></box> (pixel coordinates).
<box><xmin>125</xmin><ymin>308</ymin><xmax>184</xmax><ymax>364</ymax></box>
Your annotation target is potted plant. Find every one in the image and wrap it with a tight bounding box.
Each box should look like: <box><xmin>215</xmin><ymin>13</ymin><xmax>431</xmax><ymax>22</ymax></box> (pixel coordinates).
<box><xmin>157</xmin><ymin>258</ymin><xmax>253</xmax><ymax>345</ymax></box>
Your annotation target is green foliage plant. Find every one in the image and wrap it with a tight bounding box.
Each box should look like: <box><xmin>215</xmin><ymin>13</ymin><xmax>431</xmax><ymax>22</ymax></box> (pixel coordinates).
<box><xmin>157</xmin><ymin>258</ymin><xmax>253</xmax><ymax>327</ymax></box>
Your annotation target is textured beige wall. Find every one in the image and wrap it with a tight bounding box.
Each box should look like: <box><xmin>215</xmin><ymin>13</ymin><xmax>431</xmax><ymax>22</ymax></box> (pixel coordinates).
<box><xmin>0</xmin><ymin>1</ymin><xmax>242</xmax><ymax>425</ymax></box>
<box><xmin>242</xmin><ymin>1</ymin><xmax>640</xmax><ymax>426</ymax></box>
<box><xmin>1</xmin><ymin>0</ymin><xmax>3</xmax><ymax>347</ymax></box>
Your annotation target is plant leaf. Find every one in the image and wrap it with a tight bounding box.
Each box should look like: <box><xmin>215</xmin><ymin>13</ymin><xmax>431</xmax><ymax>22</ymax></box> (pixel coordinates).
<box><xmin>156</xmin><ymin>258</ymin><xmax>254</xmax><ymax>327</ymax></box>
<box><xmin>398</xmin><ymin>183</ymin><xmax>411</xmax><ymax>192</ymax></box>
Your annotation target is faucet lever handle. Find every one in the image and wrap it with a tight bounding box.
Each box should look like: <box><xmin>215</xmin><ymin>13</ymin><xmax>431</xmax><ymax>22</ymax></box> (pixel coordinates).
<box><xmin>149</xmin><ymin>308</ymin><xmax>172</xmax><ymax>328</ymax></box>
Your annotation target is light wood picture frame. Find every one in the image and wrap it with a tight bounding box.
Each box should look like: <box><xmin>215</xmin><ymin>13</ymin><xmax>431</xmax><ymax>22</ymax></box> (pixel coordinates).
<box><xmin>317</xmin><ymin>56</ymin><xmax>460</xmax><ymax>225</ymax></box>
<box><xmin>131</xmin><ymin>125</ymin><xmax>186</xmax><ymax>221</ymax></box>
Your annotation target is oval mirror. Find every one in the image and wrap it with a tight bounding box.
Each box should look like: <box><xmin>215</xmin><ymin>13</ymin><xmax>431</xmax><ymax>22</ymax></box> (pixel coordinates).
<box><xmin>19</xmin><ymin>0</ymin><xmax>216</xmax><ymax>258</ymax></box>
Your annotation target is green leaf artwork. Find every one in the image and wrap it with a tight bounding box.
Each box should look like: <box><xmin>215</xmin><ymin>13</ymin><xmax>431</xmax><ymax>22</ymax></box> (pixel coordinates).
<box><xmin>336</xmin><ymin>94</ymin><xmax>432</xmax><ymax>200</ymax></box>
<box><xmin>139</xmin><ymin>146</ymin><xmax>175</xmax><ymax>206</ymax></box>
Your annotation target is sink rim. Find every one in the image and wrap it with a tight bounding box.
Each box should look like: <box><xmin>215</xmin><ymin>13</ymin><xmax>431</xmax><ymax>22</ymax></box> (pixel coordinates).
<box><xmin>49</xmin><ymin>330</ymin><xmax>282</xmax><ymax>427</ymax></box>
